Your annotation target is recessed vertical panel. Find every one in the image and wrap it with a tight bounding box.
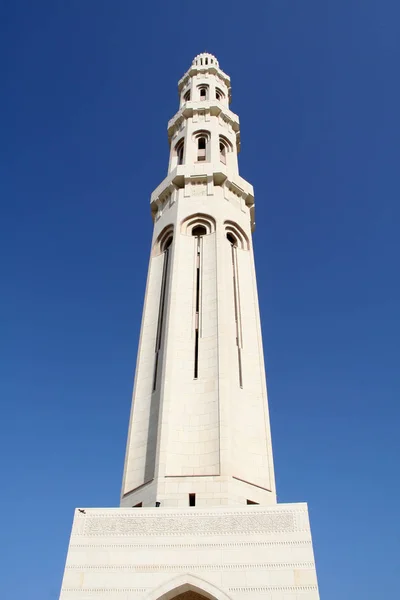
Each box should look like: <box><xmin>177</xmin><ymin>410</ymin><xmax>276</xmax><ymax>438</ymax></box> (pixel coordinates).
<box><xmin>231</xmin><ymin>249</ymin><xmax>273</xmax><ymax>492</ymax></box>
<box><xmin>122</xmin><ymin>253</ymin><xmax>165</xmax><ymax>495</ymax></box>
<box><xmin>165</xmin><ymin>233</ymin><xmax>219</xmax><ymax>477</ymax></box>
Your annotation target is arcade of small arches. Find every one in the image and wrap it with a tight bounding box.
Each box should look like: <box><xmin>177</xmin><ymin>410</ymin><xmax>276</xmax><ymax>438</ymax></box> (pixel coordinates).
<box><xmin>181</xmin><ymin>84</ymin><xmax>226</xmax><ymax>105</ymax></box>
<box><xmin>153</xmin><ymin>217</ymin><xmax>249</xmax><ymax>255</ymax></box>
<box><xmin>174</xmin><ymin>131</ymin><xmax>233</xmax><ymax>166</ymax></box>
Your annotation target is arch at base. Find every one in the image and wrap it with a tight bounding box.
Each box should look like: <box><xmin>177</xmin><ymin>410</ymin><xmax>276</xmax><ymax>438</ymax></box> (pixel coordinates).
<box><xmin>144</xmin><ymin>574</ymin><xmax>232</xmax><ymax>600</ymax></box>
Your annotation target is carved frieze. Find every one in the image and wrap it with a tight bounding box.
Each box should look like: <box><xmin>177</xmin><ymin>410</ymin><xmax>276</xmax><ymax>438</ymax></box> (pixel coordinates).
<box><xmin>78</xmin><ymin>509</ymin><xmax>304</xmax><ymax>537</ymax></box>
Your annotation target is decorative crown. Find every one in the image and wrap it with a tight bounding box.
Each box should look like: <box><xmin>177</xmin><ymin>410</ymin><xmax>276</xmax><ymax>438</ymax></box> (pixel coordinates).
<box><xmin>192</xmin><ymin>53</ymin><xmax>219</xmax><ymax>69</ymax></box>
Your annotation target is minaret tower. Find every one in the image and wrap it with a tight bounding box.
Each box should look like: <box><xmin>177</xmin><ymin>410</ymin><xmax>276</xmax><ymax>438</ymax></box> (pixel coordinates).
<box><xmin>59</xmin><ymin>54</ymin><xmax>321</xmax><ymax>600</ymax></box>
<box><xmin>121</xmin><ymin>52</ymin><xmax>275</xmax><ymax>509</ymax></box>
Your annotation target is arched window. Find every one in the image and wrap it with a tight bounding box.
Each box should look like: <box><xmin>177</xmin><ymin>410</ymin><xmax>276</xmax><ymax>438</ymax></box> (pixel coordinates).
<box><xmin>153</xmin><ymin>224</ymin><xmax>174</xmax><ymax>256</ymax></box>
<box><xmin>198</xmin><ymin>85</ymin><xmax>209</xmax><ymax>101</ymax></box>
<box><xmin>224</xmin><ymin>221</ymin><xmax>249</xmax><ymax>251</ymax></box>
<box><xmin>163</xmin><ymin>235</ymin><xmax>173</xmax><ymax>250</ymax></box>
<box><xmin>220</xmin><ymin>141</ymin><xmax>226</xmax><ymax>164</ymax></box>
<box><xmin>197</xmin><ymin>136</ymin><xmax>207</xmax><ymax>161</ymax></box>
<box><xmin>175</xmin><ymin>139</ymin><xmax>184</xmax><ymax>166</ymax></box>
<box><xmin>192</xmin><ymin>130</ymin><xmax>210</xmax><ymax>163</ymax></box>
<box><xmin>183</xmin><ymin>90</ymin><xmax>191</xmax><ymax>102</ymax></box>
<box><xmin>219</xmin><ymin>135</ymin><xmax>232</xmax><ymax>165</ymax></box>
<box><xmin>151</xmin><ymin>225</ymin><xmax>174</xmax><ymax>391</ymax></box>
<box><xmin>215</xmin><ymin>87</ymin><xmax>225</xmax><ymax>102</ymax></box>
<box><xmin>192</xmin><ymin>225</ymin><xmax>207</xmax><ymax>237</ymax></box>
<box><xmin>181</xmin><ymin>213</ymin><xmax>216</xmax><ymax>236</ymax></box>
<box><xmin>226</xmin><ymin>232</ymin><xmax>237</xmax><ymax>246</ymax></box>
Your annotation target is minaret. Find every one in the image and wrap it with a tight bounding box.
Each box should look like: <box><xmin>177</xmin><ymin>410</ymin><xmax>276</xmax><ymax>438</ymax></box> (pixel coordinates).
<box><xmin>59</xmin><ymin>54</ymin><xmax>321</xmax><ymax>600</ymax></box>
<box><xmin>121</xmin><ymin>52</ymin><xmax>276</xmax><ymax>509</ymax></box>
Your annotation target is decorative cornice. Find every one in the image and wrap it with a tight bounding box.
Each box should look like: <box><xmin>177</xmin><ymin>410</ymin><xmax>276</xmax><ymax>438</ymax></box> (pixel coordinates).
<box><xmin>65</xmin><ymin>561</ymin><xmax>315</xmax><ymax>571</ymax></box>
<box><xmin>168</xmin><ymin>104</ymin><xmax>239</xmax><ymax>144</ymax></box>
<box><xmin>69</xmin><ymin>539</ymin><xmax>312</xmax><ymax>549</ymax></box>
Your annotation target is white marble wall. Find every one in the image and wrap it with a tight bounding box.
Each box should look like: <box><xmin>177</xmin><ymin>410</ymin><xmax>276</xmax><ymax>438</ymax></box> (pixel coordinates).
<box><xmin>60</xmin><ymin>504</ymin><xmax>320</xmax><ymax>600</ymax></box>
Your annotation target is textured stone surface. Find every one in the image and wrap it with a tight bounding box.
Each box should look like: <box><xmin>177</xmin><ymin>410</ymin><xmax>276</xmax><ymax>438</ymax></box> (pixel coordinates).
<box><xmin>60</xmin><ymin>505</ymin><xmax>320</xmax><ymax>600</ymax></box>
<box><xmin>121</xmin><ymin>52</ymin><xmax>275</xmax><ymax>509</ymax></box>
<box><xmin>59</xmin><ymin>53</ymin><xmax>320</xmax><ymax>600</ymax></box>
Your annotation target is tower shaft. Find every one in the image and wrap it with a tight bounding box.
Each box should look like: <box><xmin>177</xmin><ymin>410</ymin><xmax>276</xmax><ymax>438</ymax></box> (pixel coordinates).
<box><xmin>121</xmin><ymin>54</ymin><xmax>276</xmax><ymax>509</ymax></box>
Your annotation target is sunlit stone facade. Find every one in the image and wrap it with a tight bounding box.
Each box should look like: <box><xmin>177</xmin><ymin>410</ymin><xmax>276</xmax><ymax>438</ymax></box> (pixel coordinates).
<box><xmin>59</xmin><ymin>53</ymin><xmax>320</xmax><ymax>600</ymax></box>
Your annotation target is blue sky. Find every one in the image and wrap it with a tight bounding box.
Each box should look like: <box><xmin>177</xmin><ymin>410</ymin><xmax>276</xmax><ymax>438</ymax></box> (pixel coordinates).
<box><xmin>1</xmin><ymin>1</ymin><xmax>399</xmax><ymax>598</ymax></box>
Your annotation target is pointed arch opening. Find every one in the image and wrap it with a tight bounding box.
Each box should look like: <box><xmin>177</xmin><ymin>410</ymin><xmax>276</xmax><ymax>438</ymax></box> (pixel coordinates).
<box><xmin>181</xmin><ymin>213</ymin><xmax>216</xmax><ymax>236</ymax></box>
<box><xmin>197</xmin><ymin>85</ymin><xmax>209</xmax><ymax>101</ymax></box>
<box><xmin>224</xmin><ymin>221</ymin><xmax>249</xmax><ymax>251</ymax></box>
<box><xmin>145</xmin><ymin>574</ymin><xmax>232</xmax><ymax>600</ymax></box>
<box><xmin>215</xmin><ymin>87</ymin><xmax>225</xmax><ymax>102</ymax></box>
<box><xmin>219</xmin><ymin>135</ymin><xmax>233</xmax><ymax>165</ymax></box>
<box><xmin>175</xmin><ymin>138</ymin><xmax>185</xmax><ymax>166</ymax></box>
<box><xmin>193</xmin><ymin>130</ymin><xmax>210</xmax><ymax>162</ymax></box>
<box><xmin>153</xmin><ymin>224</ymin><xmax>174</xmax><ymax>256</ymax></box>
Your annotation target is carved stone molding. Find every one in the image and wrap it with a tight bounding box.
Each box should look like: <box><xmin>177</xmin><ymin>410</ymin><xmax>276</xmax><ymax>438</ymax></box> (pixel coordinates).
<box><xmin>62</xmin><ymin>589</ymin><xmax>147</xmax><ymax>594</ymax></box>
<box><xmin>78</xmin><ymin>509</ymin><xmax>303</xmax><ymax>537</ymax></box>
<box><xmin>70</xmin><ymin>539</ymin><xmax>312</xmax><ymax>549</ymax></box>
<box><xmin>65</xmin><ymin>561</ymin><xmax>315</xmax><ymax>571</ymax></box>
<box><xmin>229</xmin><ymin>586</ymin><xmax>318</xmax><ymax>593</ymax></box>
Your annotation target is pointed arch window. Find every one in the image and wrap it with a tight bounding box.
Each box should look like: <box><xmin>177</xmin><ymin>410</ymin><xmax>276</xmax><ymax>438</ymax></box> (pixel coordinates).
<box><xmin>175</xmin><ymin>139</ymin><xmax>184</xmax><ymax>166</ymax></box>
<box><xmin>226</xmin><ymin>232</ymin><xmax>237</xmax><ymax>246</ymax></box>
<box><xmin>224</xmin><ymin>221</ymin><xmax>250</xmax><ymax>389</ymax></box>
<box><xmin>183</xmin><ymin>90</ymin><xmax>191</xmax><ymax>102</ymax></box>
<box><xmin>151</xmin><ymin>226</ymin><xmax>174</xmax><ymax>391</ymax></box>
<box><xmin>198</xmin><ymin>85</ymin><xmax>209</xmax><ymax>101</ymax></box>
<box><xmin>216</xmin><ymin>87</ymin><xmax>225</xmax><ymax>102</ymax></box>
<box><xmin>180</xmin><ymin>214</ymin><xmax>216</xmax><ymax>381</ymax></box>
<box><xmin>192</xmin><ymin>225</ymin><xmax>207</xmax><ymax>237</ymax></box>
<box><xmin>219</xmin><ymin>135</ymin><xmax>232</xmax><ymax>165</ymax></box>
<box><xmin>197</xmin><ymin>136</ymin><xmax>207</xmax><ymax>161</ymax></box>
<box><xmin>219</xmin><ymin>141</ymin><xmax>227</xmax><ymax>164</ymax></box>
<box><xmin>193</xmin><ymin>130</ymin><xmax>210</xmax><ymax>163</ymax></box>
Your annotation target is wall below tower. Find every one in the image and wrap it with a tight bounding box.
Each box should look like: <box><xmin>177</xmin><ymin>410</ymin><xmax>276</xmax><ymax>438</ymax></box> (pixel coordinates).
<box><xmin>59</xmin><ymin>504</ymin><xmax>320</xmax><ymax>600</ymax></box>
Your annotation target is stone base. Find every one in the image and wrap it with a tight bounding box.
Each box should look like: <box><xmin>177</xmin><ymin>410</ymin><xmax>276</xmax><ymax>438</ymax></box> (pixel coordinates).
<box><xmin>59</xmin><ymin>503</ymin><xmax>320</xmax><ymax>600</ymax></box>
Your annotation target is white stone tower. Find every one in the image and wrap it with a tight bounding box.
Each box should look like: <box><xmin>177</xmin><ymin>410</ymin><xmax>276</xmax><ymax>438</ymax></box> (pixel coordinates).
<box><xmin>121</xmin><ymin>52</ymin><xmax>275</xmax><ymax>510</ymax></box>
<box><xmin>59</xmin><ymin>54</ymin><xmax>321</xmax><ymax>600</ymax></box>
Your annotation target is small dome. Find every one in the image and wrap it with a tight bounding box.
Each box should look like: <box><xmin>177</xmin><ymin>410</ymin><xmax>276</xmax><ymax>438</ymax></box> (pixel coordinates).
<box><xmin>192</xmin><ymin>53</ymin><xmax>219</xmax><ymax>69</ymax></box>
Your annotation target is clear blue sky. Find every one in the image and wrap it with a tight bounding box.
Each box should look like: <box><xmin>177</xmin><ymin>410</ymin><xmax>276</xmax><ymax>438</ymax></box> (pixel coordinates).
<box><xmin>1</xmin><ymin>1</ymin><xmax>399</xmax><ymax>598</ymax></box>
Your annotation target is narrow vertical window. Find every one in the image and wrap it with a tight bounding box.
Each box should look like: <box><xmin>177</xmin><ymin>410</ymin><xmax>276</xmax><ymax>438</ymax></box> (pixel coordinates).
<box><xmin>176</xmin><ymin>140</ymin><xmax>184</xmax><ymax>166</ymax></box>
<box><xmin>216</xmin><ymin>88</ymin><xmax>224</xmax><ymax>102</ymax></box>
<box><xmin>189</xmin><ymin>493</ymin><xmax>196</xmax><ymax>506</ymax></box>
<box><xmin>197</xmin><ymin>136</ymin><xmax>207</xmax><ymax>161</ymax></box>
<box><xmin>192</xmin><ymin>226</ymin><xmax>207</xmax><ymax>379</ymax></box>
<box><xmin>219</xmin><ymin>136</ymin><xmax>231</xmax><ymax>164</ymax></box>
<box><xmin>220</xmin><ymin>141</ymin><xmax>227</xmax><ymax>164</ymax></box>
<box><xmin>153</xmin><ymin>237</ymin><xmax>172</xmax><ymax>391</ymax></box>
<box><xmin>198</xmin><ymin>86</ymin><xmax>208</xmax><ymax>101</ymax></box>
<box><xmin>228</xmin><ymin>233</ymin><xmax>243</xmax><ymax>388</ymax></box>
